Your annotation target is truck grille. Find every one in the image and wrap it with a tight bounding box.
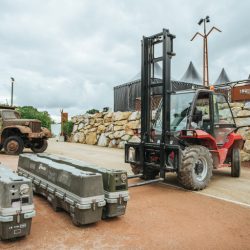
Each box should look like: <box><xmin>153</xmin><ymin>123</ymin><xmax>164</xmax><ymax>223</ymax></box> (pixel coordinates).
<box><xmin>30</xmin><ymin>122</ymin><xmax>41</xmax><ymax>132</ymax></box>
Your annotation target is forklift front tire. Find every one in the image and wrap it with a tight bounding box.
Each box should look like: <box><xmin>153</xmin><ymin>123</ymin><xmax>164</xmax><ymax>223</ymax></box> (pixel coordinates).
<box><xmin>178</xmin><ymin>145</ymin><xmax>213</xmax><ymax>190</ymax></box>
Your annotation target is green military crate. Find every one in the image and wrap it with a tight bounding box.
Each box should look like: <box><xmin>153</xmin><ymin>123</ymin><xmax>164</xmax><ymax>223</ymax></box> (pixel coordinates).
<box><xmin>18</xmin><ymin>155</ymin><xmax>105</xmax><ymax>226</ymax></box>
<box><xmin>37</xmin><ymin>153</ymin><xmax>129</xmax><ymax>218</ymax></box>
<box><xmin>0</xmin><ymin>164</ymin><xmax>35</xmax><ymax>240</ymax></box>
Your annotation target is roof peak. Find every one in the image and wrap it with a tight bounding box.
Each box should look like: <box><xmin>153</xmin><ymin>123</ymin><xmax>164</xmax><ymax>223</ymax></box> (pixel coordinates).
<box><xmin>214</xmin><ymin>68</ymin><xmax>230</xmax><ymax>85</ymax></box>
<box><xmin>180</xmin><ymin>61</ymin><xmax>202</xmax><ymax>84</ymax></box>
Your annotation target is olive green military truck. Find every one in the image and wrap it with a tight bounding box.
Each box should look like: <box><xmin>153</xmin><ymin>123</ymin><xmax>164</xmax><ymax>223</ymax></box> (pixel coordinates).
<box><xmin>0</xmin><ymin>106</ymin><xmax>51</xmax><ymax>155</ymax></box>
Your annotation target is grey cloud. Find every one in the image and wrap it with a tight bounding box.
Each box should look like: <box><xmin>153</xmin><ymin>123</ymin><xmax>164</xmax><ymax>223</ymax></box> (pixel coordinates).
<box><xmin>0</xmin><ymin>0</ymin><xmax>249</xmax><ymax>120</ymax></box>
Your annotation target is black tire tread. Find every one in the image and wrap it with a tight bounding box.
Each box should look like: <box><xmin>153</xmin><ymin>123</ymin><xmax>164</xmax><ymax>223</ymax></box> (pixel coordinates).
<box><xmin>178</xmin><ymin>145</ymin><xmax>213</xmax><ymax>190</ymax></box>
<box><xmin>231</xmin><ymin>147</ymin><xmax>241</xmax><ymax>177</ymax></box>
<box><xmin>3</xmin><ymin>136</ymin><xmax>24</xmax><ymax>155</ymax></box>
<box><xmin>31</xmin><ymin>139</ymin><xmax>48</xmax><ymax>153</ymax></box>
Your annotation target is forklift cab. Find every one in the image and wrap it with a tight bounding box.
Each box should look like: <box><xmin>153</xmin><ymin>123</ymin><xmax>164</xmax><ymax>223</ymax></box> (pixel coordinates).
<box><xmin>154</xmin><ymin>89</ymin><xmax>236</xmax><ymax>145</ymax></box>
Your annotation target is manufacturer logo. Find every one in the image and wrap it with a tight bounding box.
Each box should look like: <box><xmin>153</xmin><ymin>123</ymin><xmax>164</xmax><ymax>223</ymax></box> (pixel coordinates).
<box><xmin>240</xmin><ymin>89</ymin><xmax>250</xmax><ymax>95</ymax></box>
<box><xmin>38</xmin><ymin>164</ymin><xmax>47</xmax><ymax>171</ymax></box>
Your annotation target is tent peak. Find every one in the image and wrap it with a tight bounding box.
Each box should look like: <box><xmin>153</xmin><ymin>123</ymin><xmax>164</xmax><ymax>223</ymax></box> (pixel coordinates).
<box><xmin>214</xmin><ymin>68</ymin><xmax>230</xmax><ymax>85</ymax></box>
<box><xmin>180</xmin><ymin>61</ymin><xmax>202</xmax><ymax>84</ymax></box>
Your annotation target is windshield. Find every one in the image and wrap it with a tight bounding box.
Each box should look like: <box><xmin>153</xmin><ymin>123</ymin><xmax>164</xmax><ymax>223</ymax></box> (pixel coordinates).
<box><xmin>2</xmin><ymin>111</ymin><xmax>20</xmax><ymax>119</ymax></box>
<box><xmin>154</xmin><ymin>92</ymin><xmax>195</xmax><ymax>133</ymax></box>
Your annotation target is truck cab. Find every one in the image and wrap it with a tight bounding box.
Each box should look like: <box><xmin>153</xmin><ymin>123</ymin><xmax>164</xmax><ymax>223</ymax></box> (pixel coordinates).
<box><xmin>0</xmin><ymin>107</ymin><xmax>51</xmax><ymax>154</ymax></box>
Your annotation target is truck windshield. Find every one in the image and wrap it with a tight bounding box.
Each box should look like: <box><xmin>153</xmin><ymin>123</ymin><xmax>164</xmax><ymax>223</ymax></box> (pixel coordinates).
<box><xmin>154</xmin><ymin>92</ymin><xmax>195</xmax><ymax>133</ymax></box>
<box><xmin>2</xmin><ymin>111</ymin><xmax>20</xmax><ymax>119</ymax></box>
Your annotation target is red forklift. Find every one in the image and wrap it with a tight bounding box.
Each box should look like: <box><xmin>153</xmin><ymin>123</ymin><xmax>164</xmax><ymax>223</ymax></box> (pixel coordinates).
<box><xmin>125</xmin><ymin>29</ymin><xmax>245</xmax><ymax>190</ymax></box>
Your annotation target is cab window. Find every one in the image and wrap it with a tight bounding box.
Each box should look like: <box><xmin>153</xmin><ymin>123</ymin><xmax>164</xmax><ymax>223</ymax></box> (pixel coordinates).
<box><xmin>191</xmin><ymin>92</ymin><xmax>211</xmax><ymax>133</ymax></box>
<box><xmin>213</xmin><ymin>95</ymin><xmax>234</xmax><ymax>125</ymax></box>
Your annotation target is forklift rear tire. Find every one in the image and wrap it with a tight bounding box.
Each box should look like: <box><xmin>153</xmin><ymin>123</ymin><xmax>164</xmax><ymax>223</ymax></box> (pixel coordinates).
<box><xmin>231</xmin><ymin>147</ymin><xmax>241</xmax><ymax>177</ymax></box>
<box><xmin>130</xmin><ymin>164</ymin><xmax>158</xmax><ymax>180</ymax></box>
<box><xmin>141</xmin><ymin>169</ymin><xmax>159</xmax><ymax>180</ymax></box>
<box><xmin>178</xmin><ymin>145</ymin><xmax>213</xmax><ymax>190</ymax></box>
<box><xmin>130</xmin><ymin>164</ymin><xmax>142</xmax><ymax>175</ymax></box>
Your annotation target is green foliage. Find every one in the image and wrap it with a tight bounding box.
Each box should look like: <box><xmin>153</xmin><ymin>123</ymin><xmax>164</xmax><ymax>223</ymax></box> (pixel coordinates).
<box><xmin>63</xmin><ymin>121</ymin><xmax>74</xmax><ymax>136</ymax></box>
<box><xmin>86</xmin><ymin>108</ymin><xmax>99</xmax><ymax>114</ymax></box>
<box><xmin>16</xmin><ymin>106</ymin><xmax>52</xmax><ymax>129</ymax></box>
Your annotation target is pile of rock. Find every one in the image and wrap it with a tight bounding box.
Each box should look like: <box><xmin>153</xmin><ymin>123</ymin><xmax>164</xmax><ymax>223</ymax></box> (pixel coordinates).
<box><xmin>71</xmin><ymin>102</ymin><xmax>250</xmax><ymax>162</ymax></box>
<box><xmin>71</xmin><ymin>111</ymin><xmax>141</xmax><ymax>149</ymax></box>
<box><xmin>232</xmin><ymin>102</ymin><xmax>250</xmax><ymax>162</ymax></box>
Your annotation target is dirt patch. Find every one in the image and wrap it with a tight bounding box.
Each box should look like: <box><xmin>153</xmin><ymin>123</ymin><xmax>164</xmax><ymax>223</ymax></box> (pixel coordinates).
<box><xmin>1</xmin><ymin>144</ymin><xmax>250</xmax><ymax>249</ymax></box>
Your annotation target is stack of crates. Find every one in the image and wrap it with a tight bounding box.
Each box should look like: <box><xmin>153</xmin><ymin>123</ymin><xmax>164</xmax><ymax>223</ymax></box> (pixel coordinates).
<box><xmin>0</xmin><ymin>164</ymin><xmax>35</xmax><ymax>240</ymax></box>
<box><xmin>17</xmin><ymin>155</ymin><xmax>106</xmax><ymax>226</ymax></box>
<box><xmin>37</xmin><ymin>153</ymin><xmax>129</xmax><ymax>218</ymax></box>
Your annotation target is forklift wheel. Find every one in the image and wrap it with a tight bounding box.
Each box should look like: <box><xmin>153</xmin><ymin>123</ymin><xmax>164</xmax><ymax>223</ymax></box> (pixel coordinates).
<box><xmin>231</xmin><ymin>147</ymin><xmax>241</xmax><ymax>177</ymax></box>
<box><xmin>130</xmin><ymin>164</ymin><xmax>158</xmax><ymax>180</ymax></box>
<box><xmin>140</xmin><ymin>169</ymin><xmax>159</xmax><ymax>180</ymax></box>
<box><xmin>130</xmin><ymin>164</ymin><xmax>142</xmax><ymax>175</ymax></box>
<box><xmin>178</xmin><ymin>145</ymin><xmax>213</xmax><ymax>191</ymax></box>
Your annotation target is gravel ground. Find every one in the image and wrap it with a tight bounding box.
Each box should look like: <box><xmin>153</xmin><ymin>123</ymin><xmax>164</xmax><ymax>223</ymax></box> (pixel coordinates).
<box><xmin>0</xmin><ymin>139</ymin><xmax>250</xmax><ymax>250</ymax></box>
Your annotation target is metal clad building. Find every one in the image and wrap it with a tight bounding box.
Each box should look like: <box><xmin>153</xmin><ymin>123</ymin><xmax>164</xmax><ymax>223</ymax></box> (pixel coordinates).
<box><xmin>114</xmin><ymin>61</ymin><xmax>202</xmax><ymax>112</ymax></box>
<box><xmin>114</xmin><ymin>79</ymin><xmax>201</xmax><ymax>111</ymax></box>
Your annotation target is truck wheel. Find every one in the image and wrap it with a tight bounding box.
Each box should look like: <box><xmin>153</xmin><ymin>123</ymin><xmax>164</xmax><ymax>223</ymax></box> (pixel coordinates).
<box><xmin>4</xmin><ymin>136</ymin><xmax>24</xmax><ymax>155</ymax></box>
<box><xmin>231</xmin><ymin>147</ymin><xmax>241</xmax><ymax>177</ymax></box>
<box><xmin>178</xmin><ymin>145</ymin><xmax>213</xmax><ymax>190</ymax></box>
<box><xmin>31</xmin><ymin>139</ymin><xmax>48</xmax><ymax>153</ymax></box>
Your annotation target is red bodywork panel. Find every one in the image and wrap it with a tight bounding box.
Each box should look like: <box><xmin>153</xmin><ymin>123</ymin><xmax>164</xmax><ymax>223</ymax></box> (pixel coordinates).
<box><xmin>180</xmin><ymin>130</ymin><xmax>244</xmax><ymax>167</ymax></box>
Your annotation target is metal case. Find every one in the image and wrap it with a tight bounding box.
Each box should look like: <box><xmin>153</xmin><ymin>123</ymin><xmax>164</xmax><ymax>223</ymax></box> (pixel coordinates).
<box><xmin>36</xmin><ymin>153</ymin><xmax>129</xmax><ymax>218</ymax></box>
<box><xmin>0</xmin><ymin>165</ymin><xmax>35</xmax><ymax>240</ymax></box>
<box><xmin>18</xmin><ymin>155</ymin><xmax>105</xmax><ymax>226</ymax></box>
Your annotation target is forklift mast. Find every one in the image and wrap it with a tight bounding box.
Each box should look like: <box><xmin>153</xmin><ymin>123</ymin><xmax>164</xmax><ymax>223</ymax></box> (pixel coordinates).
<box><xmin>141</xmin><ymin>29</ymin><xmax>175</xmax><ymax>144</ymax></box>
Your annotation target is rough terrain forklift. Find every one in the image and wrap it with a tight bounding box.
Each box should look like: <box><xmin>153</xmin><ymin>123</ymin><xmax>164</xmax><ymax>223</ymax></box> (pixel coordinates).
<box><xmin>125</xmin><ymin>29</ymin><xmax>244</xmax><ymax>190</ymax></box>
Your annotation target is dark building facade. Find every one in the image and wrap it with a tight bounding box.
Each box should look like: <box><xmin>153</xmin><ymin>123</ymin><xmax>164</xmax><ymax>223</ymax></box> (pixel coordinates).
<box><xmin>114</xmin><ymin>79</ymin><xmax>200</xmax><ymax>112</ymax></box>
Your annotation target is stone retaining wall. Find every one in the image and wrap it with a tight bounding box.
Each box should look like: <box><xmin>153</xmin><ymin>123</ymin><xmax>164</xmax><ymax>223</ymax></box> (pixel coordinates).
<box><xmin>71</xmin><ymin>111</ymin><xmax>141</xmax><ymax>149</ymax></box>
<box><xmin>71</xmin><ymin>102</ymin><xmax>250</xmax><ymax>162</ymax></box>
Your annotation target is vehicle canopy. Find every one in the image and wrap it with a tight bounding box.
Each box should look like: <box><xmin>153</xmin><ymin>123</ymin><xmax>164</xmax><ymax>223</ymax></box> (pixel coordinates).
<box><xmin>154</xmin><ymin>89</ymin><xmax>236</xmax><ymax>138</ymax></box>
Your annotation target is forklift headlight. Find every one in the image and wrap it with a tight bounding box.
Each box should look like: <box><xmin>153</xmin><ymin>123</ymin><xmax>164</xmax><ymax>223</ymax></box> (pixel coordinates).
<box><xmin>128</xmin><ymin>147</ymin><xmax>135</xmax><ymax>162</ymax></box>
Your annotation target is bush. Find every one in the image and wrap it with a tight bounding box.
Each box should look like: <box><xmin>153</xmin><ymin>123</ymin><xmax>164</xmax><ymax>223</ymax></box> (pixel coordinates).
<box><xmin>86</xmin><ymin>109</ymin><xmax>99</xmax><ymax>114</ymax></box>
<box><xmin>63</xmin><ymin>121</ymin><xmax>74</xmax><ymax>136</ymax></box>
<box><xmin>16</xmin><ymin>106</ymin><xmax>52</xmax><ymax>129</ymax></box>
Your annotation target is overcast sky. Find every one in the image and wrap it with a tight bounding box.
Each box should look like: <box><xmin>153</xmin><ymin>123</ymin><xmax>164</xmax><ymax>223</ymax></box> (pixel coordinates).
<box><xmin>0</xmin><ymin>0</ymin><xmax>249</xmax><ymax>121</ymax></box>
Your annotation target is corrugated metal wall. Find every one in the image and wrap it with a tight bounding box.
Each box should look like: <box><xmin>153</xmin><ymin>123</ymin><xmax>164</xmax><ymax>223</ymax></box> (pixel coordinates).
<box><xmin>114</xmin><ymin>79</ymin><xmax>200</xmax><ymax>111</ymax></box>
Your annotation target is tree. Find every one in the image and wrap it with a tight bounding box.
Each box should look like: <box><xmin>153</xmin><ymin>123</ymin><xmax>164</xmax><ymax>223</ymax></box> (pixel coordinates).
<box><xmin>63</xmin><ymin>121</ymin><xmax>74</xmax><ymax>137</ymax></box>
<box><xmin>86</xmin><ymin>109</ymin><xmax>99</xmax><ymax>114</ymax></box>
<box><xmin>16</xmin><ymin>106</ymin><xmax>52</xmax><ymax>129</ymax></box>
